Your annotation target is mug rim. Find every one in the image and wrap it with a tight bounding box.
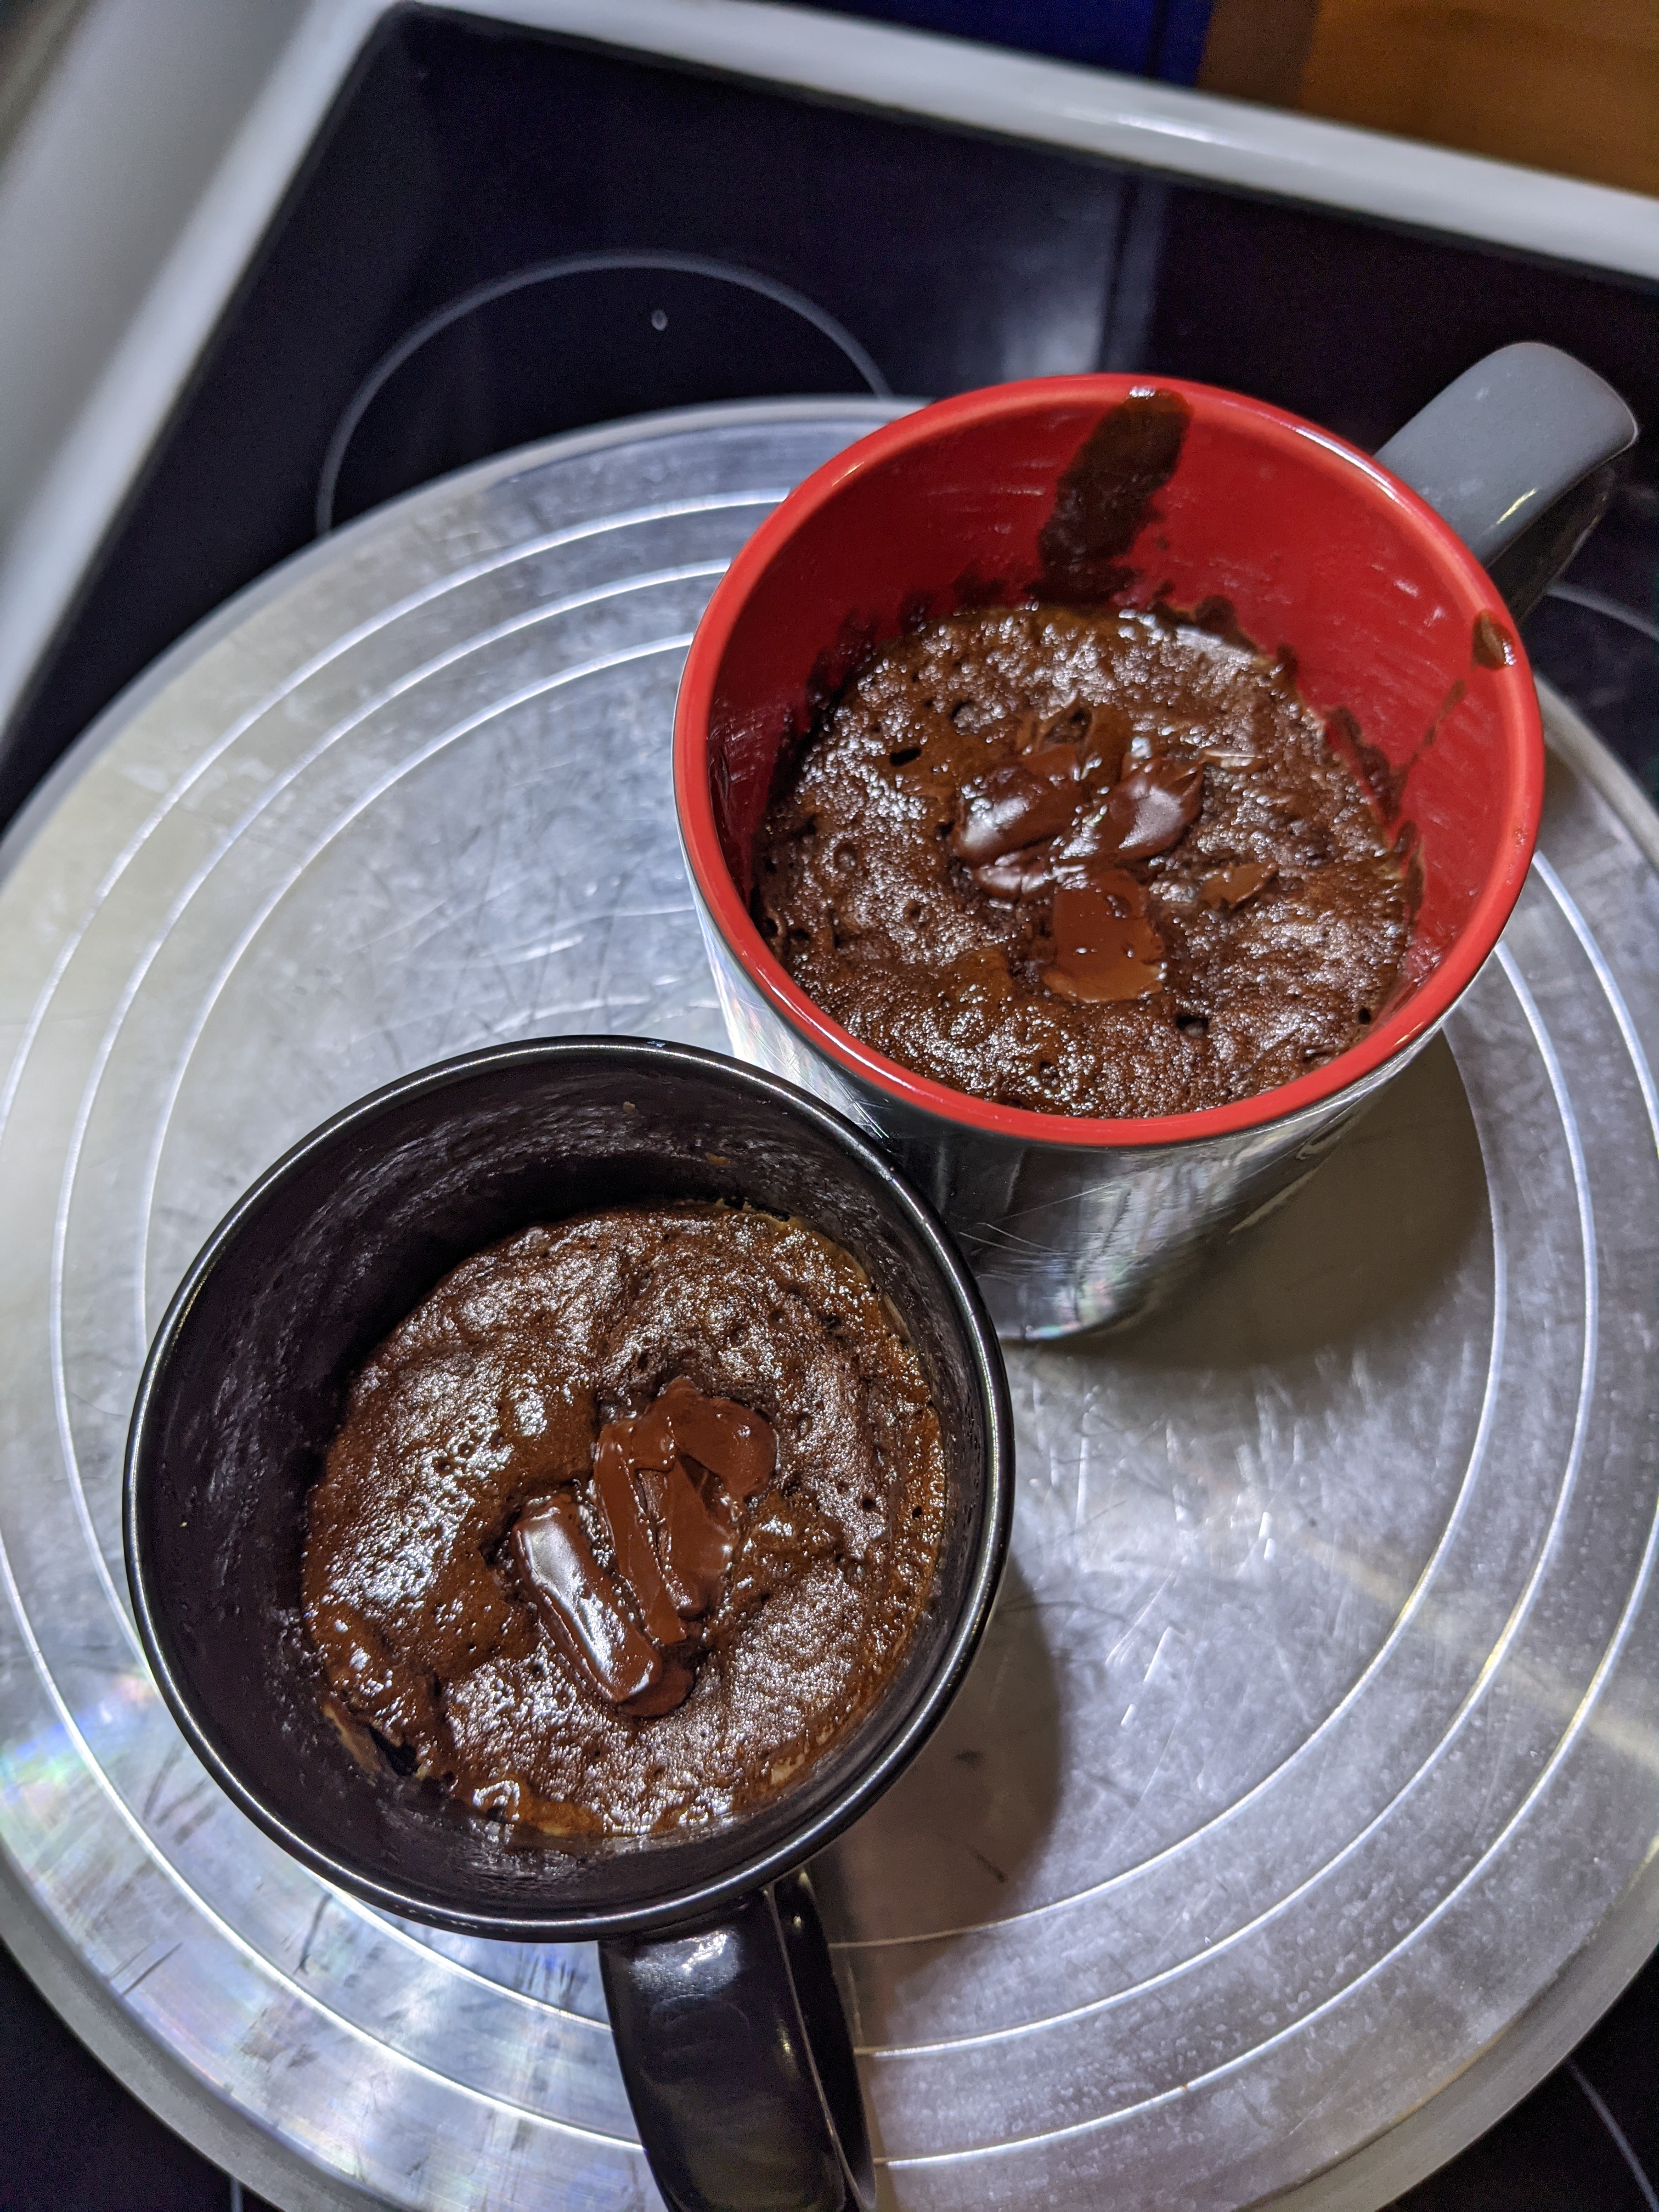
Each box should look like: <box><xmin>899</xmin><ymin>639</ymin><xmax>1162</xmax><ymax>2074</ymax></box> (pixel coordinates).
<box><xmin>122</xmin><ymin>1036</ymin><xmax>1015</xmax><ymax>1940</ymax></box>
<box><xmin>673</xmin><ymin>373</ymin><xmax>1546</xmax><ymax>1152</ymax></box>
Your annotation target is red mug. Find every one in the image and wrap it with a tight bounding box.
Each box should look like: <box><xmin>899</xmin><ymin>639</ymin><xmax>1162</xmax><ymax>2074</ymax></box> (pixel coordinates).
<box><xmin>674</xmin><ymin>352</ymin><xmax>1635</xmax><ymax>1336</ymax></box>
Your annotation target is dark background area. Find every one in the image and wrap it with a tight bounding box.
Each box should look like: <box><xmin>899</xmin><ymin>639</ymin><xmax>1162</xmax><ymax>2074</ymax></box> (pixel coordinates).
<box><xmin>0</xmin><ymin>4</ymin><xmax>1652</xmax><ymax>2206</ymax></box>
<box><xmin>819</xmin><ymin>0</ymin><xmax>1216</xmax><ymax>79</ymax></box>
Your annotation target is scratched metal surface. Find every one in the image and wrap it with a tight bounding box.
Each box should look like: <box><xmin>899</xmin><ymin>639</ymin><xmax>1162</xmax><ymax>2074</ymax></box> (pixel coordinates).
<box><xmin>0</xmin><ymin>402</ymin><xmax>1655</xmax><ymax>2212</ymax></box>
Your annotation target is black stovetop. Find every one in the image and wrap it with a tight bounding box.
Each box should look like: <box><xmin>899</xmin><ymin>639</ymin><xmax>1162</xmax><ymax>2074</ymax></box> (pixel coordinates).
<box><xmin>0</xmin><ymin>6</ymin><xmax>1653</xmax><ymax>2205</ymax></box>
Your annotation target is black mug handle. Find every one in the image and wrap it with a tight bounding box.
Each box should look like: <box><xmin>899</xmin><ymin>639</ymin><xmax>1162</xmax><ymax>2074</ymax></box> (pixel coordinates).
<box><xmin>600</xmin><ymin>1867</ymin><xmax>875</xmax><ymax>2212</ymax></box>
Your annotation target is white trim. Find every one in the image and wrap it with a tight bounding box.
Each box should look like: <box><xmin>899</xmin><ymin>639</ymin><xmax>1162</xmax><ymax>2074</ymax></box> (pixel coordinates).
<box><xmin>450</xmin><ymin>0</ymin><xmax>1659</xmax><ymax>281</ymax></box>
<box><xmin>0</xmin><ymin>0</ymin><xmax>380</xmax><ymax>741</ymax></box>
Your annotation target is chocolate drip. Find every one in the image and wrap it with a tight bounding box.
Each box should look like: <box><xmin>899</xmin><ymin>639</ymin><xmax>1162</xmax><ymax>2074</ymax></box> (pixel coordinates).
<box><xmin>1037</xmin><ymin>389</ymin><xmax>1192</xmax><ymax>601</ymax></box>
<box><xmin>1471</xmin><ymin>612</ymin><xmax>1515</xmax><ymax>669</ymax></box>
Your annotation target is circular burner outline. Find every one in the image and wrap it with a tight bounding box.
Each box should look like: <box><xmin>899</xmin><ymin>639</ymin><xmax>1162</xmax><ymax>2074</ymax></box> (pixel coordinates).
<box><xmin>314</xmin><ymin>250</ymin><xmax>893</xmax><ymax>533</ymax></box>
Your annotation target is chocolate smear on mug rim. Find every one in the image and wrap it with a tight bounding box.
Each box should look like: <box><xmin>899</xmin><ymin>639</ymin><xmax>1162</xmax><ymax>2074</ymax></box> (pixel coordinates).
<box><xmin>1037</xmin><ymin>388</ymin><xmax>1192</xmax><ymax>602</ymax></box>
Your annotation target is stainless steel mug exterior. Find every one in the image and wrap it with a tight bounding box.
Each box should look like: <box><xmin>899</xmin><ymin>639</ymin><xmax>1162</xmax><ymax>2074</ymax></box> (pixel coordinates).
<box><xmin>692</xmin><ymin>866</ymin><xmax>1425</xmax><ymax>1336</ymax></box>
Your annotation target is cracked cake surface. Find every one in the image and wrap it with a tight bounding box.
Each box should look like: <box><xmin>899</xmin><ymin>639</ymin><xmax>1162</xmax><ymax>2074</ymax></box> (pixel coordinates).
<box><xmin>752</xmin><ymin>603</ymin><xmax>1408</xmax><ymax>1119</ymax></box>
<box><xmin>303</xmin><ymin>1202</ymin><xmax>946</xmax><ymax>1835</ymax></box>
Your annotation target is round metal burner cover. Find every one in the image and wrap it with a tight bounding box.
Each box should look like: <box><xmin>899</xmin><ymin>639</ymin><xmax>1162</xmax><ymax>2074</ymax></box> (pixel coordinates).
<box><xmin>0</xmin><ymin>401</ymin><xmax>1655</xmax><ymax>2211</ymax></box>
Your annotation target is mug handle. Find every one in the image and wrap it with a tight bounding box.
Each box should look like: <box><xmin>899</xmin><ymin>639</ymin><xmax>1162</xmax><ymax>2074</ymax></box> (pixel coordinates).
<box><xmin>600</xmin><ymin>1866</ymin><xmax>876</xmax><ymax>2212</ymax></box>
<box><xmin>1374</xmin><ymin>341</ymin><xmax>1638</xmax><ymax>622</ymax></box>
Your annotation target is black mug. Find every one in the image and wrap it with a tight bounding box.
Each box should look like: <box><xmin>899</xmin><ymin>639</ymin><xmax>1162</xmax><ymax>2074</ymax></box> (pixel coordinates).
<box><xmin>124</xmin><ymin>1039</ymin><xmax>1014</xmax><ymax>2210</ymax></box>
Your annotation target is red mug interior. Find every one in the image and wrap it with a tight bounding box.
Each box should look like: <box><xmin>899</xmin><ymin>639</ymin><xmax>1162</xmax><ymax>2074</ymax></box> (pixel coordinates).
<box><xmin>674</xmin><ymin>376</ymin><xmax>1545</xmax><ymax>1145</ymax></box>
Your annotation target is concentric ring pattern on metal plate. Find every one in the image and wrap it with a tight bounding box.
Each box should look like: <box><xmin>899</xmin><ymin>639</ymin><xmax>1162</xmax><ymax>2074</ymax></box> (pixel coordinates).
<box><xmin>1</xmin><ymin>403</ymin><xmax>1656</xmax><ymax>2212</ymax></box>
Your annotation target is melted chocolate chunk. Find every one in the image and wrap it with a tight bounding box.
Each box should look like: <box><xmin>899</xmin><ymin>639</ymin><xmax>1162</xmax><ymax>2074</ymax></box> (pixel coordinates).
<box><xmin>635</xmin><ymin>1458</ymin><xmax>735</xmax><ymax>1620</ymax></box>
<box><xmin>303</xmin><ymin>1205</ymin><xmax>946</xmax><ymax>1834</ymax></box>
<box><xmin>511</xmin><ymin>1491</ymin><xmax>669</xmax><ymax>1708</ymax></box>
<box><xmin>971</xmin><ymin>841</ymin><xmax>1059</xmax><ymax>900</ymax></box>
<box><xmin>753</xmin><ymin>604</ymin><xmax>1408</xmax><ymax>1118</ymax></box>
<box><xmin>1064</xmin><ymin>861</ymin><xmax>1150</xmax><ymax>911</ymax></box>
<box><xmin>592</xmin><ymin>1429</ymin><xmax>685</xmax><ymax>1648</ymax></box>
<box><xmin>1200</xmin><ymin>860</ymin><xmax>1277</xmax><ymax>910</ymax></box>
<box><xmin>1079</xmin><ymin>755</ymin><xmax>1204</xmax><ymax>862</ymax></box>
<box><xmin>636</xmin><ymin>1375</ymin><xmax>778</xmax><ymax>1500</ymax></box>
<box><xmin>1044</xmin><ymin>884</ymin><xmax>1165</xmax><ymax>1004</ymax></box>
<box><xmin>951</xmin><ymin>750</ymin><xmax>1079</xmax><ymax>863</ymax></box>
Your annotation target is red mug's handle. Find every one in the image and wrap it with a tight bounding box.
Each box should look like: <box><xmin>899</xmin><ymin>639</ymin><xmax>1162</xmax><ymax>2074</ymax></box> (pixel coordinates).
<box><xmin>1374</xmin><ymin>341</ymin><xmax>1637</xmax><ymax>622</ymax></box>
<box><xmin>600</xmin><ymin>1867</ymin><xmax>876</xmax><ymax>2212</ymax></box>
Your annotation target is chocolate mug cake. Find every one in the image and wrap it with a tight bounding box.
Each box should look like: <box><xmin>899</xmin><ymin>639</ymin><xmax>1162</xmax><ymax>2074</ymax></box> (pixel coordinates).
<box><xmin>303</xmin><ymin>1200</ymin><xmax>947</xmax><ymax>1834</ymax></box>
<box><xmin>753</xmin><ymin>601</ymin><xmax>1409</xmax><ymax>1121</ymax></box>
